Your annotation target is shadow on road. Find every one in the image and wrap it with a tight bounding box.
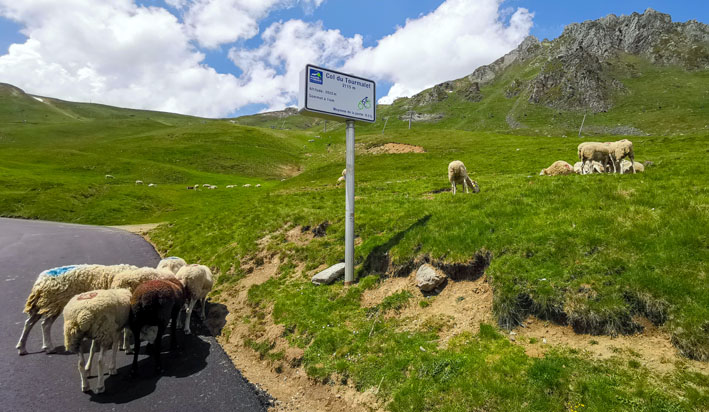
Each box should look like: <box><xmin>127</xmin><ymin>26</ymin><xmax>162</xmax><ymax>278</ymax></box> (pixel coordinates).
<box><xmin>90</xmin><ymin>332</ymin><xmax>210</xmax><ymax>404</ymax></box>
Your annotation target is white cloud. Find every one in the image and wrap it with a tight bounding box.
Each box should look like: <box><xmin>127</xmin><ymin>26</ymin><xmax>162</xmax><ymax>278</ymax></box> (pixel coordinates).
<box><xmin>0</xmin><ymin>0</ymin><xmax>532</xmax><ymax>117</ymax></box>
<box><xmin>344</xmin><ymin>0</ymin><xmax>533</xmax><ymax>103</ymax></box>
<box><xmin>228</xmin><ymin>19</ymin><xmax>362</xmax><ymax>111</ymax></box>
<box><xmin>0</xmin><ymin>0</ymin><xmax>249</xmax><ymax>117</ymax></box>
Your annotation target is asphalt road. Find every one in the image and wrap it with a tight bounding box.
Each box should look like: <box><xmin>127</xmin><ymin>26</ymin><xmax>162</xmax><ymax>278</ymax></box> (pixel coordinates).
<box><xmin>0</xmin><ymin>218</ymin><xmax>267</xmax><ymax>412</ymax></box>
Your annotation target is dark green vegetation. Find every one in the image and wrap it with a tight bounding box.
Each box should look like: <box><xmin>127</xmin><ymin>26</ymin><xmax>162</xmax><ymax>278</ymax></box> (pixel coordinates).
<box><xmin>1</xmin><ymin>14</ymin><xmax>708</xmax><ymax>408</ymax></box>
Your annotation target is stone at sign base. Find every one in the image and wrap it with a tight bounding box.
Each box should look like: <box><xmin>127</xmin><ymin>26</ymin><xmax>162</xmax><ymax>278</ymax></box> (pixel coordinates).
<box><xmin>312</xmin><ymin>263</ymin><xmax>346</xmax><ymax>285</ymax></box>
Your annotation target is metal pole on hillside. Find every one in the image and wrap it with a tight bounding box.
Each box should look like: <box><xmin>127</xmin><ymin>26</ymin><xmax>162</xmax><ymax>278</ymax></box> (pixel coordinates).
<box><xmin>578</xmin><ymin>113</ymin><xmax>587</xmax><ymax>137</ymax></box>
<box><xmin>381</xmin><ymin>117</ymin><xmax>389</xmax><ymax>134</ymax></box>
<box><xmin>345</xmin><ymin>120</ymin><xmax>355</xmax><ymax>286</ymax></box>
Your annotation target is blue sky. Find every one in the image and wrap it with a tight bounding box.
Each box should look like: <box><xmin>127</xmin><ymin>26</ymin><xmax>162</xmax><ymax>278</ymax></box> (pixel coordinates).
<box><xmin>0</xmin><ymin>0</ymin><xmax>705</xmax><ymax>118</ymax></box>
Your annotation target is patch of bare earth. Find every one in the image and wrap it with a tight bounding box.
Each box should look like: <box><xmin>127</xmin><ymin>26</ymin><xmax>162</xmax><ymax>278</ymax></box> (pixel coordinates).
<box><xmin>513</xmin><ymin>316</ymin><xmax>709</xmax><ymax>374</ymax></box>
<box><xmin>279</xmin><ymin>164</ymin><xmax>303</xmax><ymax>178</ymax></box>
<box><xmin>365</xmin><ymin>143</ymin><xmax>425</xmax><ymax>155</ymax></box>
<box><xmin>214</xmin><ymin>231</ymin><xmax>382</xmax><ymax>412</ymax></box>
<box><xmin>361</xmin><ymin>273</ymin><xmax>494</xmax><ymax>346</ymax></box>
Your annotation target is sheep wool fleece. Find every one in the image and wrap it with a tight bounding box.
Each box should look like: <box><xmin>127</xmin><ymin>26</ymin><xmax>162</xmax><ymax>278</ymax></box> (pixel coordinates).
<box><xmin>63</xmin><ymin>288</ymin><xmax>132</xmax><ymax>352</ymax></box>
<box><xmin>24</xmin><ymin>264</ymin><xmax>137</xmax><ymax>317</ymax></box>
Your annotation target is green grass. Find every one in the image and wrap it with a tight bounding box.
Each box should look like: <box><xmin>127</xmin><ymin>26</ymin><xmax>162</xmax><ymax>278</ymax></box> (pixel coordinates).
<box><xmin>1</xmin><ymin>64</ymin><xmax>708</xmax><ymax>411</ymax></box>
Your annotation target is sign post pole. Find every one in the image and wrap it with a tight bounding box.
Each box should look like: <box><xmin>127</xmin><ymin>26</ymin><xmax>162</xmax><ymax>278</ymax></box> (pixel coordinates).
<box><xmin>344</xmin><ymin>120</ymin><xmax>355</xmax><ymax>286</ymax></box>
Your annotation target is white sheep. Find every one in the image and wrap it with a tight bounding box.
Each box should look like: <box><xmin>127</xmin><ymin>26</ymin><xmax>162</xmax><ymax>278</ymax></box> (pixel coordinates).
<box><xmin>16</xmin><ymin>264</ymin><xmax>137</xmax><ymax>355</ymax></box>
<box><xmin>620</xmin><ymin>159</ymin><xmax>645</xmax><ymax>174</ymax></box>
<box><xmin>448</xmin><ymin>160</ymin><xmax>479</xmax><ymax>195</ymax></box>
<box><xmin>540</xmin><ymin>160</ymin><xmax>574</xmax><ymax>176</ymax></box>
<box><xmin>573</xmin><ymin>161</ymin><xmax>605</xmax><ymax>174</ymax></box>
<box><xmin>609</xmin><ymin>139</ymin><xmax>635</xmax><ymax>173</ymax></box>
<box><xmin>148</xmin><ymin>183</ymin><xmax>157</xmax><ymax>187</ymax></box>
<box><xmin>105</xmin><ymin>175</ymin><xmax>114</xmax><ymax>179</ymax></box>
<box><xmin>255</xmin><ymin>184</ymin><xmax>261</xmax><ymax>188</ymax></box>
<box><xmin>63</xmin><ymin>288</ymin><xmax>131</xmax><ymax>393</ymax></box>
<box><xmin>156</xmin><ymin>257</ymin><xmax>187</xmax><ymax>274</ymax></box>
<box><xmin>175</xmin><ymin>264</ymin><xmax>214</xmax><ymax>335</ymax></box>
<box><xmin>202</xmin><ymin>184</ymin><xmax>211</xmax><ymax>187</ymax></box>
<box><xmin>226</xmin><ymin>185</ymin><xmax>235</xmax><ymax>188</ymax></box>
<box><xmin>577</xmin><ymin>142</ymin><xmax>613</xmax><ymax>175</ymax></box>
<box><xmin>135</xmin><ymin>180</ymin><xmax>143</xmax><ymax>185</ymax></box>
<box><xmin>243</xmin><ymin>184</ymin><xmax>252</xmax><ymax>188</ymax></box>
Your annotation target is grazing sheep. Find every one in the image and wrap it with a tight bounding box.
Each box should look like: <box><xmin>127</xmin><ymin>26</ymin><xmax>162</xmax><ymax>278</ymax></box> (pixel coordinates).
<box><xmin>609</xmin><ymin>139</ymin><xmax>635</xmax><ymax>173</ymax></box>
<box><xmin>202</xmin><ymin>184</ymin><xmax>211</xmax><ymax>187</ymax></box>
<box><xmin>156</xmin><ymin>257</ymin><xmax>187</xmax><ymax>275</ymax></box>
<box><xmin>226</xmin><ymin>185</ymin><xmax>235</xmax><ymax>188</ymax></box>
<box><xmin>620</xmin><ymin>159</ymin><xmax>645</xmax><ymax>174</ymax></box>
<box><xmin>578</xmin><ymin>142</ymin><xmax>613</xmax><ymax>174</ymax></box>
<box><xmin>243</xmin><ymin>184</ymin><xmax>252</xmax><ymax>188</ymax></box>
<box><xmin>17</xmin><ymin>264</ymin><xmax>137</xmax><ymax>355</ymax></box>
<box><xmin>187</xmin><ymin>186</ymin><xmax>195</xmax><ymax>190</ymax></box>
<box><xmin>135</xmin><ymin>180</ymin><xmax>143</xmax><ymax>185</ymax></box>
<box><xmin>448</xmin><ymin>160</ymin><xmax>480</xmax><ymax>195</ymax></box>
<box><xmin>175</xmin><ymin>264</ymin><xmax>214</xmax><ymax>335</ymax></box>
<box><xmin>129</xmin><ymin>279</ymin><xmax>185</xmax><ymax>376</ymax></box>
<box><xmin>255</xmin><ymin>184</ymin><xmax>261</xmax><ymax>188</ymax></box>
<box><xmin>540</xmin><ymin>160</ymin><xmax>574</xmax><ymax>176</ymax></box>
<box><xmin>148</xmin><ymin>183</ymin><xmax>157</xmax><ymax>187</ymax></box>
<box><xmin>105</xmin><ymin>175</ymin><xmax>114</xmax><ymax>179</ymax></box>
<box><xmin>63</xmin><ymin>289</ymin><xmax>131</xmax><ymax>393</ymax></box>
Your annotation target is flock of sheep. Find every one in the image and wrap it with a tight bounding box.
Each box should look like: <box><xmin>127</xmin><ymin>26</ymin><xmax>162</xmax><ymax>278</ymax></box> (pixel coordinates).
<box><xmin>16</xmin><ymin>257</ymin><xmax>213</xmax><ymax>394</ymax></box>
<box><xmin>540</xmin><ymin>139</ymin><xmax>644</xmax><ymax>176</ymax></box>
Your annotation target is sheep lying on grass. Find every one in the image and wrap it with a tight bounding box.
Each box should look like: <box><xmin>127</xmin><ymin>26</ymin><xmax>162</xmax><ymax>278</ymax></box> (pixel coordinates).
<box><xmin>157</xmin><ymin>257</ymin><xmax>187</xmax><ymax>275</ymax></box>
<box><xmin>175</xmin><ymin>264</ymin><xmax>214</xmax><ymax>335</ymax></box>
<box><xmin>63</xmin><ymin>289</ymin><xmax>131</xmax><ymax>393</ymax></box>
<box><xmin>540</xmin><ymin>160</ymin><xmax>573</xmax><ymax>176</ymax></box>
<box><xmin>129</xmin><ymin>279</ymin><xmax>185</xmax><ymax>377</ymax></box>
<box><xmin>17</xmin><ymin>264</ymin><xmax>137</xmax><ymax>355</ymax></box>
<box><xmin>573</xmin><ymin>161</ymin><xmax>605</xmax><ymax>174</ymax></box>
<box><xmin>448</xmin><ymin>161</ymin><xmax>479</xmax><ymax>195</ymax></box>
<box><xmin>621</xmin><ymin>159</ymin><xmax>645</xmax><ymax>174</ymax></box>
<box><xmin>578</xmin><ymin>142</ymin><xmax>613</xmax><ymax>174</ymax></box>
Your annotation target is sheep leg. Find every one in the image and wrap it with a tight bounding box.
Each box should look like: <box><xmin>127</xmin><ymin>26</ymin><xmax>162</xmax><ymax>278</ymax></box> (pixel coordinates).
<box><xmin>154</xmin><ymin>323</ymin><xmax>166</xmax><ymax>375</ymax></box>
<box><xmin>109</xmin><ymin>340</ymin><xmax>119</xmax><ymax>375</ymax></box>
<box><xmin>184</xmin><ymin>299</ymin><xmax>197</xmax><ymax>335</ymax></box>
<box><xmin>451</xmin><ymin>182</ymin><xmax>456</xmax><ymax>196</ymax></box>
<box><xmin>124</xmin><ymin>328</ymin><xmax>134</xmax><ymax>354</ymax></box>
<box><xmin>41</xmin><ymin>314</ymin><xmax>58</xmax><ymax>353</ymax></box>
<box><xmin>463</xmin><ymin>179</ymin><xmax>469</xmax><ymax>194</ymax></box>
<box><xmin>16</xmin><ymin>311</ymin><xmax>41</xmax><ymax>355</ymax></box>
<box><xmin>85</xmin><ymin>340</ymin><xmax>96</xmax><ymax>372</ymax></box>
<box><xmin>78</xmin><ymin>345</ymin><xmax>90</xmax><ymax>392</ymax></box>
<box><xmin>130</xmin><ymin>325</ymin><xmax>141</xmax><ymax>378</ymax></box>
<box><xmin>630</xmin><ymin>154</ymin><xmax>636</xmax><ymax>174</ymax></box>
<box><xmin>95</xmin><ymin>345</ymin><xmax>107</xmax><ymax>394</ymax></box>
<box><xmin>200</xmin><ymin>298</ymin><xmax>208</xmax><ymax>321</ymax></box>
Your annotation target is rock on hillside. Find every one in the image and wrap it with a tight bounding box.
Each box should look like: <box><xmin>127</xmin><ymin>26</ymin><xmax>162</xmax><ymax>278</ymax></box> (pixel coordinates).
<box><xmin>405</xmin><ymin>8</ymin><xmax>709</xmax><ymax>112</ymax></box>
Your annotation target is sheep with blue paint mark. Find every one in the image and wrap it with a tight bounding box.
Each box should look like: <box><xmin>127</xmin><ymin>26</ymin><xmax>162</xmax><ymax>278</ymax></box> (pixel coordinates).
<box><xmin>17</xmin><ymin>264</ymin><xmax>137</xmax><ymax>355</ymax></box>
<box><xmin>63</xmin><ymin>288</ymin><xmax>131</xmax><ymax>393</ymax></box>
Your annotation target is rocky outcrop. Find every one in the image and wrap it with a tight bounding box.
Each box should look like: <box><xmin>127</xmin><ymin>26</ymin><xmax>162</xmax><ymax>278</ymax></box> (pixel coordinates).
<box><xmin>467</xmin><ymin>35</ymin><xmax>541</xmax><ymax>85</ymax></box>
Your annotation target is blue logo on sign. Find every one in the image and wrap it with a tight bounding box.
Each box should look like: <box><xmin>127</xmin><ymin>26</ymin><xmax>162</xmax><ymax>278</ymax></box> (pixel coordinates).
<box><xmin>309</xmin><ymin>69</ymin><xmax>323</xmax><ymax>85</ymax></box>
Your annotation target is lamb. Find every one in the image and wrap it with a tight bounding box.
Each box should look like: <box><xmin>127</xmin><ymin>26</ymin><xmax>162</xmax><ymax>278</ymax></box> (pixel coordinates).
<box><xmin>609</xmin><ymin>139</ymin><xmax>635</xmax><ymax>173</ymax></box>
<box><xmin>577</xmin><ymin>142</ymin><xmax>614</xmax><ymax>175</ymax></box>
<box><xmin>175</xmin><ymin>264</ymin><xmax>214</xmax><ymax>335</ymax></box>
<box><xmin>620</xmin><ymin>159</ymin><xmax>645</xmax><ymax>174</ymax></box>
<box><xmin>540</xmin><ymin>160</ymin><xmax>574</xmax><ymax>176</ymax></box>
<box><xmin>573</xmin><ymin>161</ymin><xmax>605</xmax><ymax>174</ymax></box>
<box><xmin>17</xmin><ymin>264</ymin><xmax>137</xmax><ymax>355</ymax></box>
<box><xmin>129</xmin><ymin>278</ymin><xmax>185</xmax><ymax>376</ymax></box>
<box><xmin>156</xmin><ymin>256</ymin><xmax>187</xmax><ymax>275</ymax></box>
<box><xmin>63</xmin><ymin>288</ymin><xmax>131</xmax><ymax>393</ymax></box>
<box><xmin>135</xmin><ymin>180</ymin><xmax>143</xmax><ymax>185</ymax></box>
<box><xmin>447</xmin><ymin>160</ymin><xmax>480</xmax><ymax>195</ymax></box>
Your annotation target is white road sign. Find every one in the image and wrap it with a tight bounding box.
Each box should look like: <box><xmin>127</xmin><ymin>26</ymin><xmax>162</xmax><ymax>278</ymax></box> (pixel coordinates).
<box><xmin>298</xmin><ymin>64</ymin><xmax>376</xmax><ymax>123</ymax></box>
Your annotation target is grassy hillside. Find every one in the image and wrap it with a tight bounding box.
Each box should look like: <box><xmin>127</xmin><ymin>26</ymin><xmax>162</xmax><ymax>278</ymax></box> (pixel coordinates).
<box><xmin>2</xmin><ymin>81</ymin><xmax>708</xmax><ymax>410</ymax></box>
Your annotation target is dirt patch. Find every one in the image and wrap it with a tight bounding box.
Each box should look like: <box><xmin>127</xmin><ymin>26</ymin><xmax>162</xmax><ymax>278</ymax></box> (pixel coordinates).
<box><xmin>109</xmin><ymin>222</ymin><xmax>165</xmax><ymax>235</ymax></box>
<box><xmin>285</xmin><ymin>226</ymin><xmax>314</xmax><ymax>246</ymax></box>
<box><xmin>366</xmin><ymin>143</ymin><xmax>425</xmax><ymax>155</ymax></box>
<box><xmin>513</xmin><ymin>316</ymin><xmax>709</xmax><ymax>375</ymax></box>
<box><xmin>279</xmin><ymin>164</ymin><xmax>302</xmax><ymax>178</ymax></box>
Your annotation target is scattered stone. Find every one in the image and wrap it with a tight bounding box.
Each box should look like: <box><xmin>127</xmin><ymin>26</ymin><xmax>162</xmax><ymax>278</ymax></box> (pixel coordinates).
<box><xmin>311</xmin><ymin>263</ymin><xmax>345</xmax><ymax>285</ymax></box>
<box><xmin>415</xmin><ymin>264</ymin><xmax>447</xmax><ymax>292</ymax></box>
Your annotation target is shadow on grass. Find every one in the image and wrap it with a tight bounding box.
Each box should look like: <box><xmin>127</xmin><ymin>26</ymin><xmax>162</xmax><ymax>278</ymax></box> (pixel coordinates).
<box><xmin>360</xmin><ymin>214</ymin><xmax>431</xmax><ymax>276</ymax></box>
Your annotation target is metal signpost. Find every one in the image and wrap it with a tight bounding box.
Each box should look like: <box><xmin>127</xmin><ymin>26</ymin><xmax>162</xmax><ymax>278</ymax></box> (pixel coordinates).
<box><xmin>298</xmin><ymin>64</ymin><xmax>376</xmax><ymax>285</ymax></box>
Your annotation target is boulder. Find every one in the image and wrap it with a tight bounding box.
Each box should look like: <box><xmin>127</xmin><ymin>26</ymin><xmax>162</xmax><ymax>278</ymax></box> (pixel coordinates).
<box><xmin>415</xmin><ymin>264</ymin><xmax>446</xmax><ymax>292</ymax></box>
<box><xmin>311</xmin><ymin>263</ymin><xmax>346</xmax><ymax>285</ymax></box>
